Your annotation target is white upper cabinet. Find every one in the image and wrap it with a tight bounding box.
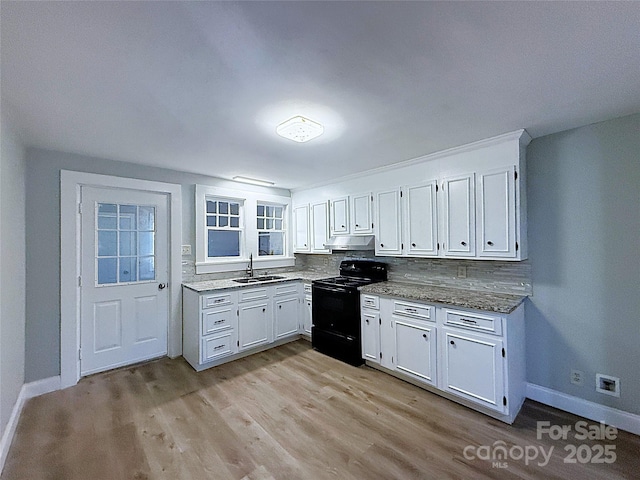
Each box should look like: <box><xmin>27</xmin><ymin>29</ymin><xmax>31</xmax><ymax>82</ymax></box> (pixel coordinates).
<box><xmin>350</xmin><ymin>192</ymin><xmax>373</xmax><ymax>234</ymax></box>
<box><xmin>477</xmin><ymin>166</ymin><xmax>517</xmax><ymax>258</ymax></box>
<box><xmin>442</xmin><ymin>173</ymin><xmax>476</xmax><ymax>257</ymax></box>
<box><xmin>310</xmin><ymin>201</ymin><xmax>331</xmax><ymax>253</ymax></box>
<box><xmin>405</xmin><ymin>181</ymin><xmax>438</xmax><ymax>257</ymax></box>
<box><xmin>293</xmin><ymin>205</ymin><xmax>310</xmax><ymax>252</ymax></box>
<box><xmin>375</xmin><ymin>188</ymin><xmax>403</xmax><ymax>256</ymax></box>
<box><xmin>330</xmin><ymin>196</ymin><xmax>349</xmax><ymax>235</ymax></box>
<box><xmin>292</xmin><ymin>130</ymin><xmax>530</xmax><ymax>261</ymax></box>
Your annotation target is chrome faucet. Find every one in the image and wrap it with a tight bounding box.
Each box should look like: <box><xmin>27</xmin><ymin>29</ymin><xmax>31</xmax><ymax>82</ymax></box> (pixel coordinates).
<box><xmin>246</xmin><ymin>253</ymin><xmax>254</xmax><ymax>277</ymax></box>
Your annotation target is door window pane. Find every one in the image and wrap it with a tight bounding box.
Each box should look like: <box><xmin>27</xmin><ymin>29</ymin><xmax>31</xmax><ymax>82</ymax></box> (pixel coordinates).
<box><xmin>139</xmin><ymin>232</ymin><xmax>154</xmax><ymax>256</ymax></box>
<box><xmin>97</xmin><ymin>258</ymin><xmax>117</xmax><ymax>284</ymax></box>
<box><xmin>98</xmin><ymin>231</ymin><xmax>117</xmax><ymax>256</ymax></box>
<box><xmin>119</xmin><ymin>257</ymin><xmax>137</xmax><ymax>282</ymax></box>
<box><xmin>119</xmin><ymin>205</ymin><xmax>137</xmax><ymax>230</ymax></box>
<box><xmin>139</xmin><ymin>256</ymin><xmax>155</xmax><ymax>281</ymax></box>
<box><xmin>120</xmin><ymin>232</ymin><xmax>137</xmax><ymax>256</ymax></box>
<box><xmin>138</xmin><ymin>206</ymin><xmax>155</xmax><ymax>230</ymax></box>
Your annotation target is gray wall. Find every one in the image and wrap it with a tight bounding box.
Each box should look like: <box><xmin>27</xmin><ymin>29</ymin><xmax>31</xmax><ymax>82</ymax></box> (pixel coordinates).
<box><xmin>24</xmin><ymin>148</ymin><xmax>289</xmax><ymax>382</ymax></box>
<box><xmin>0</xmin><ymin>108</ymin><xmax>26</xmax><ymax>433</ymax></box>
<box><xmin>526</xmin><ymin>113</ymin><xmax>640</xmax><ymax>415</ymax></box>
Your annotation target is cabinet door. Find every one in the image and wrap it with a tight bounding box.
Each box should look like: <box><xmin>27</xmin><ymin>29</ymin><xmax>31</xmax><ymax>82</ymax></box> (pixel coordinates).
<box><xmin>293</xmin><ymin>205</ymin><xmax>310</xmax><ymax>252</ymax></box>
<box><xmin>405</xmin><ymin>182</ymin><xmax>438</xmax><ymax>256</ymax></box>
<box><xmin>375</xmin><ymin>188</ymin><xmax>402</xmax><ymax>256</ymax></box>
<box><xmin>442</xmin><ymin>329</ymin><xmax>505</xmax><ymax>413</ymax></box>
<box><xmin>394</xmin><ymin>319</ymin><xmax>437</xmax><ymax>386</ymax></box>
<box><xmin>303</xmin><ymin>296</ymin><xmax>312</xmax><ymax>336</ymax></box>
<box><xmin>351</xmin><ymin>193</ymin><xmax>373</xmax><ymax>234</ymax></box>
<box><xmin>361</xmin><ymin>311</ymin><xmax>380</xmax><ymax>364</ymax></box>
<box><xmin>330</xmin><ymin>196</ymin><xmax>349</xmax><ymax>235</ymax></box>
<box><xmin>274</xmin><ymin>296</ymin><xmax>300</xmax><ymax>340</ymax></box>
<box><xmin>238</xmin><ymin>300</ymin><xmax>272</xmax><ymax>351</ymax></box>
<box><xmin>442</xmin><ymin>173</ymin><xmax>475</xmax><ymax>257</ymax></box>
<box><xmin>310</xmin><ymin>201</ymin><xmax>331</xmax><ymax>253</ymax></box>
<box><xmin>477</xmin><ymin>166</ymin><xmax>516</xmax><ymax>258</ymax></box>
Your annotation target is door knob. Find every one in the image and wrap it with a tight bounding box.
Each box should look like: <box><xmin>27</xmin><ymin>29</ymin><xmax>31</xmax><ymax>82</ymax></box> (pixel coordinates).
<box><xmin>158</xmin><ymin>283</ymin><xmax>166</xmax><ymax>290</ymax></box>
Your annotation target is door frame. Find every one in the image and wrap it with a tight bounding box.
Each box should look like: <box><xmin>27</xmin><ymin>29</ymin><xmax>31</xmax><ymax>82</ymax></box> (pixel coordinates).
<box><xmin>60</xmin><ymin>170</ymin><xmax>182</xmax><ymax>388</ymax></box>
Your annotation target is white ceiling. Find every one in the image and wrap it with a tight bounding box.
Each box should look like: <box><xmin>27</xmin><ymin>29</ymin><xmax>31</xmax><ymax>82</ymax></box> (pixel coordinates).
<box><xmin>2</xmin><ymin>1</ymin><xmax>639</xmax><ymax>190</ymax></box>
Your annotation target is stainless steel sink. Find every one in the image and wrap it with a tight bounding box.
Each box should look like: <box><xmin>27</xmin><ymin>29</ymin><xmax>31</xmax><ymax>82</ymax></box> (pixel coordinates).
<box><xmin>233</xmin><ymin>275</ymin><xmax>285</xmax><ymax>284</ymax></box>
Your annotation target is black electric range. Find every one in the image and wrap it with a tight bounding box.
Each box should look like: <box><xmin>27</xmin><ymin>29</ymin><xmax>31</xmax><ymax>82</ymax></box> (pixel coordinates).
<box><xmin>312</xmin><ymin>260</ymin><xmax>387</xmax><ymax>366</ymax></box>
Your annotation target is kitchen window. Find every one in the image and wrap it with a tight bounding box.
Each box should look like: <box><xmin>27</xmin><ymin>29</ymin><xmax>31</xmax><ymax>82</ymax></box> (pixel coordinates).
<box><xmin>205</xmin><ymin>197</ymin><xmax>243</xmax><ymax>259</ymax></box>
<box><xmin>195</xmin><ymin>184</ymin><xmax>294</xmax><ymax>274</ymax></box>
<box><xmin>257</xmin><ymin>203</ymin><xmax>285</xmax><ymax>256</ymax></box>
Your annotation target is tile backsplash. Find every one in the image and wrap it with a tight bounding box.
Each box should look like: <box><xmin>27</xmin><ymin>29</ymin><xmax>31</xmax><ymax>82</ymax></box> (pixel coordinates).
<box><xmin>182</xmin><ymin>252</ymin><xmax>532</xmax><ymax>296</ymax></box>
<box><xmin>295</xmin><ymin>252</ymin><xmax>532</xmax><ymax>295</ymax></box>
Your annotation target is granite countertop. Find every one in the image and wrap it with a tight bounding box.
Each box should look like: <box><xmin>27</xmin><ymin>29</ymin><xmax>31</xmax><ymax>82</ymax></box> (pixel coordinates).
<box><xmin>359</xmin><ymin>281</ymin><xmax>526</xmax><ymax>314</ymax></box>
<box><xmin>183</xmin><ymin>271</ymin><xmax>333</xmax><ymax>293</ymax></box>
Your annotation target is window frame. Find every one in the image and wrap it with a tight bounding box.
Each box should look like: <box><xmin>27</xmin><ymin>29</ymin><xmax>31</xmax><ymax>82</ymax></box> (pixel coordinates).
<box><xmin>195</xmin><ymin>185</ymin><xmax>294</xmax><ymax>274</ymax></box>
<box><xmin>204</xmin><ymin>196</ymin><xmax>245</xmax><ymax>260</ymax></box>
<box><xmin>256</xmin><ymin>201</ymin><xmax>286</xmax><ymax>258</ymax></box>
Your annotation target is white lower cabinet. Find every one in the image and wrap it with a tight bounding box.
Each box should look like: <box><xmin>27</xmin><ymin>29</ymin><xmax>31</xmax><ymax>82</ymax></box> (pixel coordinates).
<box><xmin>238</xmin><ymin>299</ymin><xmax>272</xmax><ymax>350</ymax></box>
<box><xmin>361</xmin><ymin>310</ymin><xmax>380</xmax><ymax>364</ymax></box>
<box><xmin>183</xmin><ymin>289</ymin><xmax>239</xmax><ymax>369</ymax></box>
<box><xmin>394</xmin><ymin>319</ymin><xmax>437</xmax><ymax>386</ymax></box>
<box><xmin>362</xmin><ymin>293</ymin><xmax>525</xmax><ymax>424</ymax></box>
<box><xmin>274</xmin><ymin>295</ymin><xmax>301</xmax><ymax>340</ymax></box>
<box><xmin>442</xmin><ymin>329</ymin><xmax>504</xmax><ymax>413</ymax></box>
<box><xmin>183</xmin><ymin>281</ymin><xmax>304</xmax><ymax>371</ymax></box>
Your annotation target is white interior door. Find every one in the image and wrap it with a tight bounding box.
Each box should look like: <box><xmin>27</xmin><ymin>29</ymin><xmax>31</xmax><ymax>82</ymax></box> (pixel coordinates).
<box><xmin>80</xmin><ymin>186</ymin><xmax>169</xmax><ymax>376</ymax></box>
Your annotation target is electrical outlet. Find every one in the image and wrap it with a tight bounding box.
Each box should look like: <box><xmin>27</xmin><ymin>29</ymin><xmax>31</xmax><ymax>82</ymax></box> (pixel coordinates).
<box><xmin>181</xmin><ymin>245</ymin><xmax>192</xmax><ymax>256</ymax></box>
<box><xmin>323</xmin><ymin>257</ymin><xmax>329</xmax><ymax>266</ymax></box>
<box><xmin>596</xmin><ymin>374</ymin><xmax>620</xmax><ymax>397</ymax></box>
<box><xmin>570</xmin><ymin>369</ymin><xmax>584</xmax><ymax>386</ymax></box>
<box><xmin>457</xmin><ymin>266</ymin><xmax>467</xmax><ymax>278</ymax></box>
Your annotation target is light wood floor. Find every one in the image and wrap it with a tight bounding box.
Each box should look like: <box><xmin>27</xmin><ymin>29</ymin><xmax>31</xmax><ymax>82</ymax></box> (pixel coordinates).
<box><xmin>3</xmin><ymin>340</ymin><xmax>639</xmax><ymax>479</ymax></box>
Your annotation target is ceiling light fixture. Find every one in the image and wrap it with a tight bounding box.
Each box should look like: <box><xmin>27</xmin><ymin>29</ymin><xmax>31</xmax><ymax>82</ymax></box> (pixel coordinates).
<box><xmin>232</xmin><ymin>176</ymin><xmax>275</xmax><ymax>187</ymax></box>
<box><xmin>276</xmin><ymin>115</ymin><xmax>324</xmax><ymax>143</ymax></box>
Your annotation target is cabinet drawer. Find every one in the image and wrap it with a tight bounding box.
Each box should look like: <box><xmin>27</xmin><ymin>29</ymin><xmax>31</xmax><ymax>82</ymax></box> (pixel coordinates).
<box><xmin>361</xmin><ymin>295</ymin><xmax>380</xmax><ymax>310</ymax></box>
<box><xmin>201</xmin><ymin>292</ymin><xmax>233</xmax><ymax>309</ymax></box>
<box><xmin>393</xmin><ymin>300</ymin><xmax>433</xmax><ymax>321</ymax></box>
<box><xmin>239</xmin><ymin>288</ymin><xmax>269</xmax><ymax>303</ymax></box>
<box><xmin>444</xmin><ymin>309</ymin><xmax>503</xmax><ymax>336</ymax></box>
<box><xmin>201</xmin><ymin>332</ymin><xmax>236</xmax><ymax>362</ymax></box>
<box><xmin>202</xmin><ymin>307</ymin><xmax>235</xmax><ymax>336</ymax></box>
<box><xmin>274</xmin><ymin>283</ymin><xmax>299</xmax><ymax>297</ymax></box>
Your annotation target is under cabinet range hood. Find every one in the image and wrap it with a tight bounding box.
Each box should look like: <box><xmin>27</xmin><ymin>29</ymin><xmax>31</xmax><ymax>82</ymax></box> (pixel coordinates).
<box><xmin>324</xmin><ymin>235</ymin><xmax>376</xmax><ymax>251</ymax></box>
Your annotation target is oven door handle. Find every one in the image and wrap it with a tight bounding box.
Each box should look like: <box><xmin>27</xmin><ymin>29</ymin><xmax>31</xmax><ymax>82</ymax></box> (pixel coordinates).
<box><xmin>314</xmin><ymin>285</ymin><xmax>351</xmax><ymax>294</ymax></box>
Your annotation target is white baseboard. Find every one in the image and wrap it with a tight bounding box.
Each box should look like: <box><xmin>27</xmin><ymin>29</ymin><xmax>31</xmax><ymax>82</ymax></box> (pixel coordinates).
<box><xmin>0</xmin><ymin>376</ymin><xmax>60</xmax><ymax>474</ymax></box>
<box><xmin>527</xmin><ymin>383</ymin><xmax>640</xmax><ymax>436</ymax></box>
